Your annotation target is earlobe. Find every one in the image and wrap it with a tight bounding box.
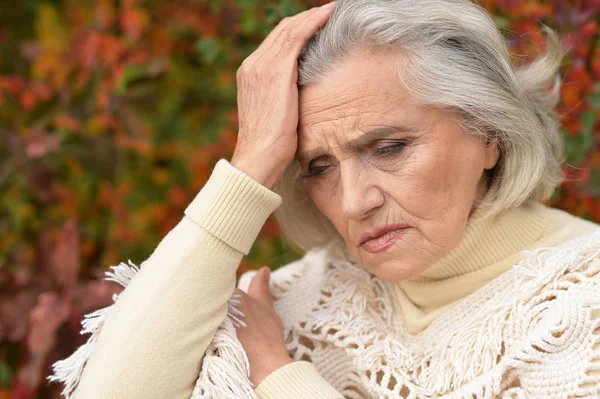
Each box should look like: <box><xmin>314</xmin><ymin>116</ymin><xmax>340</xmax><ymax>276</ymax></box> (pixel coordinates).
<box><xmin>483</xmin><ymin>140</ymin><xmax>500</xmax><ymax>170</ymax></box>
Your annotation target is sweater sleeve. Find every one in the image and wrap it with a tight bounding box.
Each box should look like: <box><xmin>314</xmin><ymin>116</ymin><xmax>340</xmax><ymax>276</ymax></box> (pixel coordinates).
<box><xmin>255</xmin><ymin>361</ymin><xmax>345</xmax><ymax>399</ymax></box>
<box><xmin>58</xmin><ymin>159</ymin><xmax>282</xmax><ymax>399</ymax></box>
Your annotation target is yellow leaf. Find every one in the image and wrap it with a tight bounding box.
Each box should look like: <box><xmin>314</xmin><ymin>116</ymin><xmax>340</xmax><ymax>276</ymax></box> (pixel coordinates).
<box><xmin>35</xmin><ymin>3</ymin><xmax>70</xmax><ymax>53</ymax></box>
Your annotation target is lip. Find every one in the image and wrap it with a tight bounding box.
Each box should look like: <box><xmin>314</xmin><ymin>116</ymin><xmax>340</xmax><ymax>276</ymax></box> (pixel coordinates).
<box><xmin>359</xmin><ymin>224</ymin><xmax>410</xmax><ymax>254</ymax></box>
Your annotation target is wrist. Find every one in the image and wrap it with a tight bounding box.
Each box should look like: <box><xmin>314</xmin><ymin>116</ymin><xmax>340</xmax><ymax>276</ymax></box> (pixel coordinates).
<box><xmin>230</xmin><ymin>154</ymin><xmax>285</xmax><ymax>190</ymax></box>
<box><xmin>251</xmin><ymin>356</ymin><xmax>294</xmax><ymax>388</ymax></box>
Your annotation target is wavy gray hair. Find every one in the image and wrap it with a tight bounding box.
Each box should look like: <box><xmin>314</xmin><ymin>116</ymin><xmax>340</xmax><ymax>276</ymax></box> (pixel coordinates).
<box><xmin>273</xmin><ymin>0</ymin><xmax>566</xmax><ymax>257</ymax></box>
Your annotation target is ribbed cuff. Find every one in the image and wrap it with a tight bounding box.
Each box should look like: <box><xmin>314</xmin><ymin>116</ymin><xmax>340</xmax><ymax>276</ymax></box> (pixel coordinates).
<box><xmin>184</xmin><ymin>159</ymin><xmax>282</xmax><ymax>255</ymax></box>
<box><xmin>255</xmin><ymin>361</ymin><xmax>344</xmax><ymax>399</ymax></box>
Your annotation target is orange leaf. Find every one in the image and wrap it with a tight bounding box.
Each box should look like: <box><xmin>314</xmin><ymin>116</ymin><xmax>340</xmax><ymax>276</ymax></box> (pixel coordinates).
<box><xmin>19</xmin><ymin>91</ymin><xmax>37</xmax><ymax>112</ymax></box>
<box><xmin>120</xmin><ymin>8</ymin><xmax>149</xmax><ymax>41</ymax></box>
<box><xmin>54</xmin><ymin>115</ymin><xmax>81</xmax><ymax>131</ymax></box>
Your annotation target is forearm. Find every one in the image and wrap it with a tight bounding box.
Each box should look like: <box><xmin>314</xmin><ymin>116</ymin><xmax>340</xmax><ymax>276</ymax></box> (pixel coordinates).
<box><xmin>64</xmin><ymin>159</ymin><xmax>281</xmax><ymax>399</ymax></box>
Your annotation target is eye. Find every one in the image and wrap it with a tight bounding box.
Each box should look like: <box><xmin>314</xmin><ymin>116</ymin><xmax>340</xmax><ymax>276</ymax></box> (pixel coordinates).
<box><xmin>302</xmin><ymin>165</ymin><xmax>329</xmax><ymax>179</ymax></box>
<box><xmin>376</xmin><ymin>141</ymin><xmax>408</xmax><ymax>156</ymax></box>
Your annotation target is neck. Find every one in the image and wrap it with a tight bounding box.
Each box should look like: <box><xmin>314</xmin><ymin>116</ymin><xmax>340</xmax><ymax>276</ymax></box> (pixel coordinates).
<box><xmin>391</xmin><ymin>198</ymin><xmax>597</xmax><ymax>335</ymax></box>
<box><xmin>408</xmin><ymin>200</ymin><xmax>550</xmax><ymax>283</ymax></box>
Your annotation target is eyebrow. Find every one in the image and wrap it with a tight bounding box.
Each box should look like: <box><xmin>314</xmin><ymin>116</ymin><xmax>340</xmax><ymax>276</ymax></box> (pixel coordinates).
<box><xmin>297</xmin><ymin>126</ymin><xmax>412</xmax><ymax>164</ymax></box>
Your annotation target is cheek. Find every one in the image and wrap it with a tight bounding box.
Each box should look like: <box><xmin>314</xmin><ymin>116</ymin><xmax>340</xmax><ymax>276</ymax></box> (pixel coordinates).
<box><xmin>399</xmin><ymin>141</ymin><xmax>476</xmax><ymax>205</ymax></box>
<box><xmin>308</xmin><ymin>182</ymin><xmax>349</xmax><ymax>236</ymax></box>
<box><xmin>308</xmin><ymin>184</ymin><xmax>338</xmax><ymax>221</ymax></box>
<box><xmin>381</xmin><ymin>148</ymin><xmax>444</xmax><ymax>207</ymax></box>
<box><xmin>376</xmin><ymin>145</ymin><xmax>466</xmax><ymax>245</ymax></box>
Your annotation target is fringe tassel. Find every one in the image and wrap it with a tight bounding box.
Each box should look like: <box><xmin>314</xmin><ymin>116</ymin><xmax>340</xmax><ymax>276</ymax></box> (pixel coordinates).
<box><xmin>191</xmin><ymin>293</ymin><xmax>257</xmax><ymax>398</ymax></box>
<box><xmin>47</xmin><ymin>260</ymin><xmax>257</xmax><ymax>399</ymax></box>
<box><xmin>46</xmin><ymin>260</ymin><xmax>142</xmax><ymax>399</ymax></box>
<box><xmin>291</xmin><ymin>229</ymin><xmax>600</xmax><ymax>398</ymax></box>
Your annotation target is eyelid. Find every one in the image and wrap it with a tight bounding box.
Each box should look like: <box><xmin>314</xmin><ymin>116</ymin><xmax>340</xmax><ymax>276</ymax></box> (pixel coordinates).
<box><xmin>376</xmin><ymin>139</ymin><xmax>409</xmax><ymax>146</ymax></box>
<box><xmin>372</xmin><ymin>139</ymin><xmax>403</xmax><ymax>148</ymax></box>
<box><xmin>303</xmin><ymin>164</ymin><xmax>331</xmax><ymax>179</ymax></box>
<box><xmin>306</xmin><ymin>137</ymin><xmax>410</xmax><ymax>164</ymax></box>
<box><xmin>307</xmin><ymin>154</ymin><xmax>332</xmax><ymax>168</ymax></box>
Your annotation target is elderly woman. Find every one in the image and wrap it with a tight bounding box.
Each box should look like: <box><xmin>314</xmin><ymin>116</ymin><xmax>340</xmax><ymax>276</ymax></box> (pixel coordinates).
<box><xmin>49</xmin><ymin>0</ymin><xmax>600</xmax><ymax>398</ymax></box>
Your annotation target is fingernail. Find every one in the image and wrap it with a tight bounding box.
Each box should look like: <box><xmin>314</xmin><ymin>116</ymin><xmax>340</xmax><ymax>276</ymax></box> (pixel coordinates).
<box><xmin>322</xmin><ymin>1</ymin><xmax>337</xmax><ymax>9</ymax></box>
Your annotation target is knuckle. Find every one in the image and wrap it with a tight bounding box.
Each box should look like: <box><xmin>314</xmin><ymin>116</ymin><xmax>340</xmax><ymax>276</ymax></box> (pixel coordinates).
<box><xmin>238</xmin><ymin>61</ymin><xmax>263</xmax><ymax>83</ymax></box>
<box><xmin>236</xmin><ymin>64</ymin><xmax>246</xmax><ymax>80</ymax></box>
<box><xmin>279</xmin><ymin>16</ymin><xmax>292</xmax><ymax>26</ymax></box>
<box><xmin>281</xmin><ymin>27</ymin><xmax>297</xmax><ymax>44</ymax></box>
<box><xmin>243</xmin><ymin>66</ymin><xmax>262</xmax><ymax>84</ymax></box>
<box><xmin>250</xmin><ymin>62</ymin><xmax>263</xmax><ymax>76</ymax></box>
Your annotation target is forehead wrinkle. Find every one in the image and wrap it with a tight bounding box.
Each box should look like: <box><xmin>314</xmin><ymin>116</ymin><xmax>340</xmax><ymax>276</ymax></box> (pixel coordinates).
<box><xmin>298</xmin><ymin>72</ymin><xmax>411</xmax><ymax>164</ymax></box>
<box><xmin>299</xmin><ymin>84</ymin><xmax>365</xmax><ymax>122</ymax></box>
<box><xmin>300</xmin><ymin>89</ymin><xmax>408</xmax><ymax>137</ymax></box>
<box><xmin>297</xmin><ymin>125</ymin><xmax>413</xmax><ymax>164</ymax></box>
<box><xmin>299</xmin><ymin>73</ymin><xmax>394</xmax><ymax>127</ymax></box>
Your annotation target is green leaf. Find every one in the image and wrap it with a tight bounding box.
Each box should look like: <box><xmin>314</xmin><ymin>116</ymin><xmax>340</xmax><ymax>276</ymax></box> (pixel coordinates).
<box><xmin>0</xmin><ymin>360</ymin><xmax>12</xmax><ymax>387</ymax></box>
<box><xmin>264</xmin><ymin>4</ymin><xmax>282</xmax><ymax>25</ymax></box>
<box><xmin>588</xmin><ymin>91</ymin><xmax>600</xmax><ymax>110</ymax></box>
<box><xmin>580</xmin><ymin>166</ymin><xmax>600</xmax><ymax>196</ymax></box>
<box><xmin>115</xmin><ymin>64</ymin><xmax>147</xmax><ymax>95</ymax></box>
<box><xmin>563</xmin><ymin>128</ymin><xmax>587</xmax><ymax>166</ymax></box>
<box><xmin>194</xmin><ymin>37</ymin><xmax>221</xmax><ymax>65</ymax></box>
<box><xmin>493</xmin><ymin>15</ymin><xmax>511</xmax><ymax>30</ymax></box>
<box><xmin>233</xmin><ymin>0</ymin><xmax>256</xmax><ymax>7</ymax></box>
<box><xmin>563</xmin><ymin>112</ymin><xmax>596</xmax><ymax>166</ymax></box>
<box><xmin>240</xmin><ymin>9</ymin><xmax>259</xmax><ymax>34</ymax></box>
<box><xmin>581</xmin><ymin>110</ymin><xmax>596</xmax><ymax>150</ymax></box>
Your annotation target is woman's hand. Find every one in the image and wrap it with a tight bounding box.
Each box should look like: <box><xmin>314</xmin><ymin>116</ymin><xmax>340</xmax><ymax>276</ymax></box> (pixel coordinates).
<box><xmin>233</xmin><ymin>267</ymin><xmax>293</xmax><ymax>388</ymax></box>
<box><xmin>231</xmin><ymin>2</ymin><xmax>337</xmax><ymax>190</ymax></box>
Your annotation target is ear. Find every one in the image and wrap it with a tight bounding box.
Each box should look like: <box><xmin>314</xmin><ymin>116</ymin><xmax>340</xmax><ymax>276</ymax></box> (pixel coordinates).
<box><xmin>483</xmin><ymin>138</ymin><xmax>500</xmax><ymax>171</ymax></box>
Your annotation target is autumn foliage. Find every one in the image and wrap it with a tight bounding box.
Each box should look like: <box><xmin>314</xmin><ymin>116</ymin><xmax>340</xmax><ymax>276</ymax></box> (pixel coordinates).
<box><xmin>0</xmin><ymin>0</ymin><xmax>598</xmax><ymax>397</ymax></box>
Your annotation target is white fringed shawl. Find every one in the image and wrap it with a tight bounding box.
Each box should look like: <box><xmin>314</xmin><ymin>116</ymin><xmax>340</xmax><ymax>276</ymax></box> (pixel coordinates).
<box><xmin>48</xmin><ymin>228</ymin><xmax>600</xmax><ymax>398</ymax></box>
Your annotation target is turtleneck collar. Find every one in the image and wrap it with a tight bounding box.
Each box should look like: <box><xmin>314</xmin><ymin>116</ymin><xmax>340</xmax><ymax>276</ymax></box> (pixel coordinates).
<box><xmin>406</xmin><ymin>199</ymin><xmax>551</xmax><ymax>283</ymax></box>
<box><xmin>391</xmin><ymin>196</ymin><xmax>561</xmax><ymax>335</ymax></box>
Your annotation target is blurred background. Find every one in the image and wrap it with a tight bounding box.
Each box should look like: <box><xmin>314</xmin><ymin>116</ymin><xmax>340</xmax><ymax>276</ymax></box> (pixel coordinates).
<box><xmin>0</xmin><ymin>0</ymin><xmax>598</xmax><ymax>397</ymax></box>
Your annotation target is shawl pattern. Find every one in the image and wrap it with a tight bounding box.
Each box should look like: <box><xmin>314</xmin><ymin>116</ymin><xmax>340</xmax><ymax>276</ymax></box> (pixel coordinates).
<box><xmin>48</xmin><ymin>229</ymin><xmax>600</xmax><ymax>398</ymax></box>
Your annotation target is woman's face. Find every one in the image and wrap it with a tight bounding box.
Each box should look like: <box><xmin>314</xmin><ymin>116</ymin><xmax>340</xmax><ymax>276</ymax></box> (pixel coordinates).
<box><xmin>297</xmin><ymin>49</ymin><xmax>499</xmax><ymax>283</ymax></box>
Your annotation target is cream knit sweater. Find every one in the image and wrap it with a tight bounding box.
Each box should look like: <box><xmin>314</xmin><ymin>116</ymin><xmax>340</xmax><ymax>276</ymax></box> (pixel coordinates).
<box><xmin>48</xmin><ymin>159</ymin><xmax>600</xmax><ymax>398</ymax></box>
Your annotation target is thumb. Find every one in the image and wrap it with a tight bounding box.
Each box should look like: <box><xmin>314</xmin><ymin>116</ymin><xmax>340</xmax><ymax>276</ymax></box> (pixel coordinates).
<box><xmin>247</xmin><ymin>266</ymin><xmax>273</xmax><ymax>308</ymax></box>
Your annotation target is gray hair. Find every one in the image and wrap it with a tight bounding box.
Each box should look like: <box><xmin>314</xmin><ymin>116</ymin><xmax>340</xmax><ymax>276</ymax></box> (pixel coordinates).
<box><xmin>273</xmin><ymin>0</ymin><xmax>566</xmax><ymax>257</ymax></box>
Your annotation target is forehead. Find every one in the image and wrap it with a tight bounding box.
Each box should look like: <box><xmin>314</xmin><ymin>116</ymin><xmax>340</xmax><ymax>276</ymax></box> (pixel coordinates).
<box><xmin>298</xmin><ymin>49</ymin><xmax>414</xmax><ymax>140</ymax></box>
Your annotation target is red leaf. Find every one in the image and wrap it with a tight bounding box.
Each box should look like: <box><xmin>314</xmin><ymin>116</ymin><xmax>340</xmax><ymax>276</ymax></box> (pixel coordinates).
<box><xmin>27</xmin><ymin>292</ymin><xmax>70</xmax><ymax>354</ymax></box>
<box><xmin>14</xmin><ymin>292</ymin><xmax>70</xmax><ymax>393</ymax></box>
<box><xmin>120</xmin><ymin>9</ymin><xmax>148</xmax><ymax>41</ymax></box>
<box><xmin>0</xmin><ymin>291</ymin><xmax>39</xmax><ymax>342</ymax></box>
<box><xmin>10</xmin><ymin>378</ymin><xmax>37</xmax><ymax>399</ymax></box>
<box><xmin>40</xmin><ymin>220</ymin><xmax>80</xmax><ymax>292</ymax></box>
<box><xmin>25</xmin><ymin>132</ymin><xmax>60</xmax><ymax>159</ymax></box>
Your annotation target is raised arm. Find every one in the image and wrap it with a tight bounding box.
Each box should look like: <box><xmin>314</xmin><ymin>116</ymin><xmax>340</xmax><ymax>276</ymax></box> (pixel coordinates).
<box><xmin>49</xmin><ymin>2</ymin><xmax>340</xmax><ymax>397</ymax></box>
<box><xmin>48</xmin><ymin>159</ymin><xmax>281</xmax><ymax>399</ymax></box>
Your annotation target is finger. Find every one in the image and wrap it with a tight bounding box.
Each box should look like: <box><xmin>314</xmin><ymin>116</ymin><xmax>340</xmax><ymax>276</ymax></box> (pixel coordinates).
<box><xmin>242</xmin><ymin>9</ymin><xmax>310</xmax><ymax>70</ymax></box>
<box><xmin>244</xmin><ymin>5</ymin><xmax>332</xmax><ymax>82</ymax></box>
<box><xmin>247</xmin><ymin>266</ymin><xmax>274</xmax><ymax>308</ymax></box>
<box><xmin>260</xmin><ymin>3</ymin><xmax>335</xmax><ymax>54</ymax></box>
<box><xmin>239</xmin><ymin>3</ymin><xmax>335</xmax><ymax>81</ymax></box>
<box><xmin>273</xmin><ymin>3</ymin><xmax>336</xmax><ymax>61</ymax></box>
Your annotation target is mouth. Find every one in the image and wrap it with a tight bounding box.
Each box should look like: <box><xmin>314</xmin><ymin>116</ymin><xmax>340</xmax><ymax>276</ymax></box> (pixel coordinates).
<box><xmin>359</xmin><ymin>224</ymin><xmax>410</xmax><ymax>254</ymax></box>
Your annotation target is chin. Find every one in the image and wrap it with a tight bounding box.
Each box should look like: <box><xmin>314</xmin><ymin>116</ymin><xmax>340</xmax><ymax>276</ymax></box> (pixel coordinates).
<box><xmin>363</xmin><ymin>256</ymin><xmax>423</xmax><ymax>283</ymax></box>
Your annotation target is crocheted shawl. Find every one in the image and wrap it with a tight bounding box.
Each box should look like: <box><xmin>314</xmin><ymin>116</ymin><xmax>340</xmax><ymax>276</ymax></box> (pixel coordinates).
<box><xmin>48</xmin><ymin>228</ymin><xmax>600</xmax><ymax>398</ymax></box>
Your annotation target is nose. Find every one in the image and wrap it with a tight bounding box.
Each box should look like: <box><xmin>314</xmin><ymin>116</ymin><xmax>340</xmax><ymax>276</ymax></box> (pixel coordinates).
<box><xmin>340</xmin><ymin>162</ymin><xmax>384</xmax><ymax>220</ymax></box>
